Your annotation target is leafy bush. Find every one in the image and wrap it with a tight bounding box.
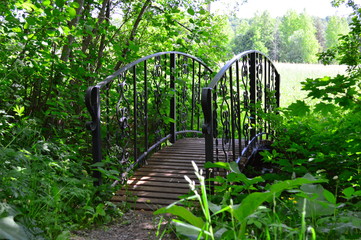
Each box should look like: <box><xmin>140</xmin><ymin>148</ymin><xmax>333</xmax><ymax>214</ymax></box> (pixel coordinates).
<box><xmin>155</xmin><ymin>162</ymin><xmax>361</xmax><ymax>239</ymax></box>
<box><xmin>0</xmin><ymin>110</ymin><xmax>123</xmax><ymax>239</ymax></box>
<box><xmin>263</xmin><ymin>104</ymin><xmax>361</xmax><ymax>189</ymax></box>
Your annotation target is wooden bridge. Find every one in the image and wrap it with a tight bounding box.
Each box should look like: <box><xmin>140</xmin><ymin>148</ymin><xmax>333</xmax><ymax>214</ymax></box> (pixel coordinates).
<box><xmin>85</xmin><ymin>51</ymin><xmax>280</xmax><ymax>211</ymax></box>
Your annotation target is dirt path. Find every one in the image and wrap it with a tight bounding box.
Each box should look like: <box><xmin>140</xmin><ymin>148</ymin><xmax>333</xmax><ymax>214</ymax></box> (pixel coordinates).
<box><xmin>70</xmin><ymin>210</ymin><xmax>178</xmax><ymax>240</ymax></box>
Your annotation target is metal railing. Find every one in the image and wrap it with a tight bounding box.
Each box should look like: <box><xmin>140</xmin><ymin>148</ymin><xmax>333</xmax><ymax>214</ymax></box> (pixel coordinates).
<box><xmin>85</xmin><ymin>51</ymin><xmax>212</xmax><ymax>184</ymax></box>
<box><xmin>201</xmin><ymin>50</ymin><xmax>280</xmax><ymax>180</ymax></box>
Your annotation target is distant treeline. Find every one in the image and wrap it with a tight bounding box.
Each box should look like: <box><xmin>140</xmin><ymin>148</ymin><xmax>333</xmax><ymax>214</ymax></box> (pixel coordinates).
<box><xmin>228</xmin><ymin>11</ymin><xmax>349</xmax><ymax>63</ymax></box>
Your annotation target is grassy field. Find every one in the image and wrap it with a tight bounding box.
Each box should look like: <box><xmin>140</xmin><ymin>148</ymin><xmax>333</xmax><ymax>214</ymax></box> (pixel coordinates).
<box><xmin>274</xmin><ymin>62</ymin><xmax>347</xmax><ymax>107</ymax></box>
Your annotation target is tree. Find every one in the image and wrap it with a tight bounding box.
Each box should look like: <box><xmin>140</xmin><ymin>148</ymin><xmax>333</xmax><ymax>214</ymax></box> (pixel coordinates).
<box><xmin>0</xmin><ymin>0</ymin><xmax>231</xmax><ymax>133</ymax></box>
<box><xmin>232</xmin><ymin>11</ymin><xmax>275</xmax><ymax>55</ymax></box>
<box><xmin>325</xmin><ymin>16</ymin><xmax>350</xmax><ymax>49</ymax></box>
<box><xmin>279</xmin><ymin>11</ymin><xmax>321</xmax><ymax>63</ymax></box>
<box><xmin>313</xmin><ymin>17</ymin><xmax>327</xmax><ymax>50</ymax></box>
<box><xmin>303</xmin><ymin>0</ymin><xmax>361</xmax><ymax>108</ymax></box>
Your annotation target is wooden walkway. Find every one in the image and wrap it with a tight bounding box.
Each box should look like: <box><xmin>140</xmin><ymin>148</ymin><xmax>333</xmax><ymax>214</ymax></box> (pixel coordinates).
<box><xmin>112</xmin><ymin>138</ymin><xmax>229</xmax><ymax>211</ymax></box>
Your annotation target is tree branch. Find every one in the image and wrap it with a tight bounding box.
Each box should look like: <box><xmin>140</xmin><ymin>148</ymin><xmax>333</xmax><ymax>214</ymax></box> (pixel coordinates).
<box><xmin>113</xmin><ymin>0</ymin><xmax>152</xmax><ymax>70</ymax></box>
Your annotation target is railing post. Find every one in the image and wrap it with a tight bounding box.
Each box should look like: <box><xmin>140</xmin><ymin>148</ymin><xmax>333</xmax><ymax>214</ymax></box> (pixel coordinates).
<box><xmin>202</xmin><ymin>87</ymin><xmax>214</xmax><ymax>193</ymax></box>
<box><xmin>85</xmin><ymin>86</ymin><xmax>102</xmax><ymax>186</ymax></box>
<box><xmin>133</xmin><ymin>65</ymin><xmax>138</xmax><ymax>162</ymax></box>
<box><xmin>170</xmin><ymin>53</ymin><xmax>177</xmax><ymax>143</ymax></box>
<box><xmin>275</xmin><ymin>72</ymin><xmax>281</xmax><ymax>108</ymax></box>
<box><xmin>249</xmin><ymin>52</ymin><xmax>256</xmax><ymax>140</ymax></box>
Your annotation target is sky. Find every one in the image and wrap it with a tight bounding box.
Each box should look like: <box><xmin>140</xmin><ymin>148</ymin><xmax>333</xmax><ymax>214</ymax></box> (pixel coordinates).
<box><xmin>211</xmin><ymin>0</ymin><xmax>361</xmax><ymax>18</ymax></box>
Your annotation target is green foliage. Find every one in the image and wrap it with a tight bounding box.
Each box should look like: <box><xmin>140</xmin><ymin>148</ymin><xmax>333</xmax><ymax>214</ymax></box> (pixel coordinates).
<box><xmin>304</xmin><ymin>3</ymin><xmax>361</xmax><ymax>110</ymax></box>
<box><xmin>265</xmin><ymin>104</ymin><xmax>360</xmax><ymax>188</ymax></box>
<box><xmin>227</xmin><ymin>9</ymin><xmax>349</xmax><ymax>63</ymax></box>
<box><xmin>232</xmin><ymin>11</ymin><xmax>275</xmax><ymax>55</ymax></box>
<box><xmin>279</xmin><ymin>11</ymin><xmax>321</xmax><ymax>63</ymax></box>
<box><xmin>0</xmin><ymin>0</ymin><xmax>232</xmax><ymax>238</ymax></box>
<box><xmin>0</xmin><ymin>109</ymin><xmax>123</xmax><ymax>238</ymax></box>
<box><xmin>0</xmin><ymin>203</ymin><xmax>35</xmax><ymax>240</ymax></box>
<box><xmin>325</xmin><ymin>16</ymin><xmax>350</xmax><ymax>49</ymax></box>
<box><xmin>156</xmin><ymin>162</ymin><xmax>360</xmax><ymax>239</ymax></box>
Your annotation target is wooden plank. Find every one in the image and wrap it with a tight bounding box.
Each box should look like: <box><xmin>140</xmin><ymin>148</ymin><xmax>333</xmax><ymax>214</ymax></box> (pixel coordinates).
<box><xmin>116</xmin><ymin>185</ymin><xmax>189</xmax><ymax>196</ymax></box>
<box><xmin>133</xmin><ymin>172</ymin><xmax>198</xmax><ymax>180</ymax></box>
<box><xmin>126</xmin><ymin>179</ymin><xmax>189</xmax><ymax>188</ymax></box>
<box><xmin>140</xmin><ymin>164</ymin><xmax>198</xmax><ymax>170</ymax></box>
<box><xmin>117</xmin><ymin>190</ymin><xmax>188</xmax><ymax>199</ymax></box>
<box><xmin>126</xmin><ymin>175</ymin><xmax>196</xmax><ymax>183</ymax></box>
<box><xmin>113</xmin><ymin>138</ymin><xmax>237</xmax><ymax>211</ymax></box>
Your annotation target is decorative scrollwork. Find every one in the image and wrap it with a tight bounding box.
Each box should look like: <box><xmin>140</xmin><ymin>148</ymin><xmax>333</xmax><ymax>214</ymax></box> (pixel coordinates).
<box><xmin>241</xmin><ymin>56</ymin><xmax>251</xmax><ymax>144</ymax></box>
<box><xmin>153</xmin><ymin>55</ymin><xmax>162</xmax><ymax>77</ymax></box>
<box><xmin>181</xmin><ymin>55</ymin><xmax>189</xmax><ymax>74</ymax></box>
<box><xmin>219</xmin><ymin>75</ymin><xmax>231</xmax><ymax>161</ymax></box>
<box><xmin>150</xmin><ymin>55</ymin><xmax>167</xmax><ymax>143</ymax></box>
<box><xmin>116</xmin><ymin>76</ymin><xmax>131</xmax><ymax>165</ymax></box>
<box><xmin>255</xmin><ymin>54</ymin><xmax>264</xmax><ymax>133</ymax></box>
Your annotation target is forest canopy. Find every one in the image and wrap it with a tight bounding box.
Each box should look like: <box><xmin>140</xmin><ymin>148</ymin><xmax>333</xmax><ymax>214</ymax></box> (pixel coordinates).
<box><xmin>228</xmin><ymin>11</ymin><xmax>350</xmax><ymax>63</ymax></box>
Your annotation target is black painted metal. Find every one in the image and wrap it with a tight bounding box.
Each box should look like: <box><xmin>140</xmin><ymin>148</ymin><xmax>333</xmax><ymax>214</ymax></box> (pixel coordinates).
<box><xmin>85</xmin><ymin>52</ymin><xmax>212</xmax><ymax>184</ymax></box>
<box><xmin>201</xmin><ymin>50</ymin><xmax>280</xmax><ymax>178</ymax></box>
<box><xmin>237</xmin><ymin>132</ymin><xmax>272</xmax><ymax>169</ymax></box>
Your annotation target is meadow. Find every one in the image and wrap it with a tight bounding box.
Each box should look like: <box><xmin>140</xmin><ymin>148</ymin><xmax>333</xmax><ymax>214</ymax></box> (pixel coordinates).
<box><xmin>275</xmin><ymin>62</ymin><xmax>347</xmax><ymax>107</ymax></box>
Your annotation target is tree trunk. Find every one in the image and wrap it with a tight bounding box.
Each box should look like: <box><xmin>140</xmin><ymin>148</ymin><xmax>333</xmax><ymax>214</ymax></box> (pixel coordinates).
<box><xmin>114</xmin><ymin>0</ymin><xmax>152</xmax><ymax>70</ymax></box>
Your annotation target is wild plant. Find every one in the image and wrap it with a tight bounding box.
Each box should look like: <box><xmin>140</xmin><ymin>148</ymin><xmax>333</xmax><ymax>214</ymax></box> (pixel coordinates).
<box><xmin>154</xmin><ymin>161</ymin><xmax>335</xmax><ymax>239</ymax></box>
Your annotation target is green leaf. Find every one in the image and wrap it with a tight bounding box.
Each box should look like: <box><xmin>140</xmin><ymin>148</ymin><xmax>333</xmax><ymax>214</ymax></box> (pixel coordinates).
<box><xmin>163</xmin><ymin>116</ymin><xmax>175</xmax><ymax>124</ymax></box>
<box><xmin>212</xmin><ymin>205</ymin><xmax>232</xmax><ymax>216</ymax></box>
<box><xmin>314</xmin><ymin>102</ymin><xmax>336</xmax><ymax>114</ymax></box>
<box><xmin>342</xmin><ymin>187</ymin><xmax>355</xmax><ymax>198</ymax></box>
<box><xmin>187</xmin><ymin>8</ymin><xmax>195</xmax><ymax>16</ymax></box>
<box><xmin>172</xmin><ymin>219</ymin><xmax>203</xmax><ymax>238</ymax></box>
<box><xmin>13</xmin><ymin>105</ymin><xmax>25</xmax><ymax>117</ymax></box>
<box><xmin>287</xmin><ymin>100</ymin><xmax>310</xmax><ymax>116</ymax></box>
<box><xmin>0</xmin><ymin>213</ymin><xmax>31</xmax><ymax>240</ymax></box>
<box><xmin>233</xmin><ymin>192</ymin><xmax>273</xmax><ymax>222</ymax></box>
<box><xmin>199</xmin><ymin>8</ymin><xmax>207</xmax><ymax>15</ymax></box>
<box><xmin>208</xmin><ymin>201</ymin><xmax>221</xmax><ymax>214</ymax></box>
<box><xmin>96</xmin><ymin>204</ymin><xmax>106</xmax><ymax>216</ymax></box>
<box><xmin>43</xmin><ymin>0</ymin><xmax>51</xmax><ymax>7</ymax></box>
<box><xmin>204</xmin><ymin>161</ymin><xmax>230</xmax><ymax>170</ymax></box>
<box><xmin>26</xmin><ymin>17</ymin><xmax>36</xmax><ymax>26</ymax></box>
<box><xmin>269</xmin><ymin>176</ymin><xmax>325</xmax><ymax>194</ymax></box>
<box><xmin>55</xmin><ymin>0</ymin><xmax>65</xmax><ymax>8</ymax></box>
<box><xmin>227</xmin><ymin>173</ymin><xmax>264</xmax><ymax>186</ymax></box>
<box><xmin>66</xmin><ymin>7</ymin><xmax>77</xmax><ymax>18</ymax></box>
<box><xmin>90</xmin><ymin>162</ymin><xmax>105</xmax><ymax>167</ymax></box>
<box><xmin>17</xmin><ymin>2</ymin><xmax>37</xmax><ymax>11</ymax></box>
<box><xmin>323</xmin><ymin>189</ymin><xmax>336</xmax><ymax>204</ymax></box>
<box><xmin>56</xmin><ymin>231</ymin><xmax>71</xmax><ymax>240</ymax></box>
<box><xmin>70</xmin><ymin>2</ymin><xmax>80</xmax><ymax>8</ymax></box>
<box><xmin>154</xmin><ymin>205</ymin><xmax>204</xmax><ymax>228</ymax></box>
<box><xmin>12</xmin><ymin>27</ymin><xmax>22</xmax><ymax>33</ymax></box>
<box><xmin>229</xmin><ymin>161</ymin><xmax>241</xmax><ymax>174</ymax></box>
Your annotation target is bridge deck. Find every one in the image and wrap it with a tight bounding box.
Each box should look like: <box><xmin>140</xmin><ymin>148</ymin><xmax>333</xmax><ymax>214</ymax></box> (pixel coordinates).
<box><xmin>112</xmin><ymin>138</ymin><xmax>233</xmax><ymax>211</ymax></box>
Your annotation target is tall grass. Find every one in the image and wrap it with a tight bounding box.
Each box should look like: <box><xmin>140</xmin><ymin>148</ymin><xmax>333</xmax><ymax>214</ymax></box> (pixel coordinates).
<box><xmin>275</xmin><ymin>63</ymin><xmax>347</xmax><ymax>107</ymax></box>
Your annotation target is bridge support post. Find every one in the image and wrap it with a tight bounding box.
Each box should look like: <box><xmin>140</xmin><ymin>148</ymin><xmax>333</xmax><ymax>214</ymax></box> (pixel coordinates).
<box><xmin>249</xmin><ymin>52</ymin><xmax>256</xmax><ymax>140</ymax></box>
<box><xmin>202</xmin><ymin>87</ymin><xmax>214</xmax><ymax>194</ymax></box>
<box><xmin>170</xmin><ymin>53</ymin><xmax>177</xmax><ymax>143</ymax></box>
<box><xmin>85</xmin><ymin>86</ymin><xmax>102</xmax><ymax>186</ymax></box>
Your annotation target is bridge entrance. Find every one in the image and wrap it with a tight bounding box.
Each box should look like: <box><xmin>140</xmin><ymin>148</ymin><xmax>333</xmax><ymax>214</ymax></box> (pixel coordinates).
<box><xmin>85</xmin><ymin>51</ymin><xmax>280</xmax><ymax>210</ymax></box>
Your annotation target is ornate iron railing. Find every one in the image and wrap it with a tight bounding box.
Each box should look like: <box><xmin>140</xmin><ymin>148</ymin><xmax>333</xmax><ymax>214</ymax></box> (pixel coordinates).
<box><xmin>85</xmin><ymin>51</ymin><xmax>212</xmax><ymax>184</ymax></box>
<box><xmin>201</xmin><ymin>50</ymin><xmax>280</xmax><ymax>180</ymax></box>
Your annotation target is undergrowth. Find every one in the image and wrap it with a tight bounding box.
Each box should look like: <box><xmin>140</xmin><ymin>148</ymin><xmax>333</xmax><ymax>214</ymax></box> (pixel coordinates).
<box><xmin>0</xmin><ymin>110</ymin><xmax>123</xmax><ymax>239</ymax></box>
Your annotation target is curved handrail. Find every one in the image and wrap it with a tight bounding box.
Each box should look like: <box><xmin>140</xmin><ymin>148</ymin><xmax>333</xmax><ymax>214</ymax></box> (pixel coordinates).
<box><xmin>94</xmin><ymin>51</ymin><xmax>212</xmax><ymax>89</ymax></box>
<box><xmin>86</xmin><ymin>51</ymin><xmax>213</xmax><ymax>184</ymax></box>
<box><xmin>207</xmin><ymin>50</ymin><xmax>279</xmax><ymax>89</ymax></box>
<box><xmin>201</xmin><ymin>50</ymin><xmax>280</xmax><ymax>181</ymax></box>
